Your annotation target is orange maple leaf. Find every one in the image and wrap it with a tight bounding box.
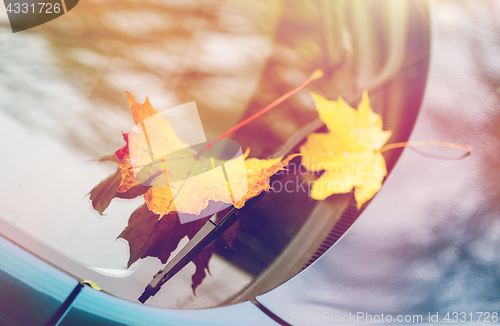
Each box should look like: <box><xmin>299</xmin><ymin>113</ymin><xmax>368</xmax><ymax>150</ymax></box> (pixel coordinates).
<box><xmin>116</xmin><ymin>92</ymin><xmax>297</xmax><ymax>218</ymax></box>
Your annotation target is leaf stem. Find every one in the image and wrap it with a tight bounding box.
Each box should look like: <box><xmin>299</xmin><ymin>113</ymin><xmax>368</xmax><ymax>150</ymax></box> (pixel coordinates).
<box><xmin>380</xmin><ymin>141</ymin><xmax>472</xmax><ymax>153</ymax></box>
<box><xmin>198</xmin><ymin>70</ymin><xmax>323</xmax><ymax>156</ymax></box>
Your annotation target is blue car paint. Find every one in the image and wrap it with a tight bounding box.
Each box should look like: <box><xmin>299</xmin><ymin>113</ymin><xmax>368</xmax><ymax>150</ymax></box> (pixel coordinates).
<box><xmin>58</xmin><ymin>286</ymin><xmax>278</xmax><ymax>326</ymax></box>
<box><xmin>0</xmin><ymin>235</ymin><xmax>79</xmax><ymax>326</ymax></box>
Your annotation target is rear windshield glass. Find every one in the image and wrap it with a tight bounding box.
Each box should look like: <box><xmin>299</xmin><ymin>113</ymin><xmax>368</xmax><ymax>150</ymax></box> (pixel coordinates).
<box><xmin>0</xmin><ymin>0</ymin><xmax>428</xmax><ymax>309</ymax></box>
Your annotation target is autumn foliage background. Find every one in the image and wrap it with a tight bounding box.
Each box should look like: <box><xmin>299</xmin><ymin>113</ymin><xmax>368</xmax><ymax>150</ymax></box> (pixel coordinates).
<box><xmin>33</xmin><ymin>0</ymin><xmax>409</xmax><ymax>161</ymax></box>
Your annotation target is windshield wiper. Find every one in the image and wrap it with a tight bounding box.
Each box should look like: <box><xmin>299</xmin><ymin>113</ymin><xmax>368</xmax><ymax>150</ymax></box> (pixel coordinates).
<box><xmin>138</xmin><ymin>118</ymin><xmax>323</xmax><ymax>304</ymax></box>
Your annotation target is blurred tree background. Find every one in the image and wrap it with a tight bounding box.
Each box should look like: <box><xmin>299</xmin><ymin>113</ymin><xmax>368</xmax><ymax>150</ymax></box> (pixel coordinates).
<box><xmin>1</xmin><ymin>0</ymin><xmax>363</xmax><ymax>158</ymax></box>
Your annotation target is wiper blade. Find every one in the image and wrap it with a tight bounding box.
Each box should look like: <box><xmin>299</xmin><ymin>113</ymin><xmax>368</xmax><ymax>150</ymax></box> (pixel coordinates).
<box><xmin>138</xmin><ymin>208</ymin><xmax>241</xmax><ymax>303</ymax></box>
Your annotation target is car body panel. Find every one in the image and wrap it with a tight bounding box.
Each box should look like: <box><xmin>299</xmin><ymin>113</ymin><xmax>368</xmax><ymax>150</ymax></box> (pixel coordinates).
<box><xmin>58</xmin><ymin>286</ymin><xmax>277</xmax><ymax>326</ymax></box>
<box><xmin>0</xmin><ymin>233</ymin><xmax>278</xmax><ymax>326</ymax></box>
<box><xmin>0</xmin><ymin>235</ymin><xmax>79</xmax><ymax>326</ymax></box>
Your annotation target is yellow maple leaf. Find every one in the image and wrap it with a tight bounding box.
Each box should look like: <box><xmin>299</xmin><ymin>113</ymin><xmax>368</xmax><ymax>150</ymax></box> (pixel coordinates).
<box><xmin>145</xmin><ymin>152</ymin><xmax>300</xmax><ymax>215</ymax></box>
<box><xmin>117</xmin><ymin>92</ymin><xmax>297</xmax><ymax>217</ymax></box>
<box><xmin>300</xmin><ymin>90</ymin><xmax>392</xmax><ymax>209</ymax></box>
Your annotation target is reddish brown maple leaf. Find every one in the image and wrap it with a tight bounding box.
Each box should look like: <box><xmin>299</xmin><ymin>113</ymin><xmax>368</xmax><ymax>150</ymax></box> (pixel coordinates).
<box><xmin>117</xmin><ymin>204</ymin><xmax>215</xmax><ymax>294</ymax></box>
